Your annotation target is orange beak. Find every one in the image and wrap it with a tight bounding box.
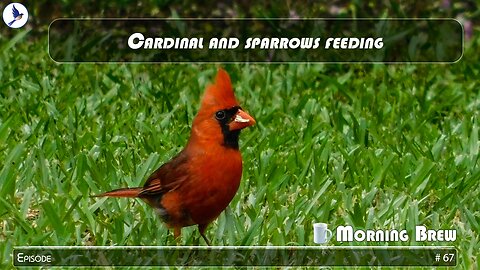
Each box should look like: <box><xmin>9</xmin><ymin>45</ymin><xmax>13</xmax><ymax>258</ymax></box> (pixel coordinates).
<box><xmin>229</xmin><ymin>109</ymin><xmax>256</xmax><ymax>131</ymax></box>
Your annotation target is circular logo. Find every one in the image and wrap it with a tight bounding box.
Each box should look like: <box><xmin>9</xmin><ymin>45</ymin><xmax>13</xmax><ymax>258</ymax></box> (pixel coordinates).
<box><xmin>3</xmin><ymin>3</ymin><xmax>28</xmax><ymax>28</ymax></box>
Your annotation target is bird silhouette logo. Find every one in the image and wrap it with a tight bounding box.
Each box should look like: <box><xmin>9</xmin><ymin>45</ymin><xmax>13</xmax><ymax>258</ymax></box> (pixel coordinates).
<box><xmin>8</xmin><ymin>5</ymin><xmax>23</xmax><ymax>26</ymax></box>
<box><xmin>2</xmin><ymin>3</ymin><xmax>28</xmax><ymax>28</ymax></box>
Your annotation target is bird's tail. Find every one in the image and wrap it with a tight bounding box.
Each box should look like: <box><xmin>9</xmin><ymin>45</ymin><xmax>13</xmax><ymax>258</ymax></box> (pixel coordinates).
<box><xmin>8</xmin><ymin>20</ymin><xmax>15</xmax><ymax>26</ymax></box>
<box><xmin>93</xmin><ymin>187</ymin><xmax>142</xmax><ymax>198</ymax></box>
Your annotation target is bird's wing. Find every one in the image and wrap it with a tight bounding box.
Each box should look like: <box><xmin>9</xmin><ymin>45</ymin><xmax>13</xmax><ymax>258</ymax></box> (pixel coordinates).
<box><xmin>139</xmin><ymin>150</ymin><xmax>190</xmax><ymax>196</ymax></box>
<box><xmin>12</xmin><ymin>5</ymin><xmax>20</xmax><ymax>17</ymax></box>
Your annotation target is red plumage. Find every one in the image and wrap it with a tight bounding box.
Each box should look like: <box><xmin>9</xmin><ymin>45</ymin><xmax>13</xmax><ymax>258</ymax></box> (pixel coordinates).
<box><xmin>95</xmin><ymin>69</ymin><xmax>255</xmax><ymax>245</ymax></box>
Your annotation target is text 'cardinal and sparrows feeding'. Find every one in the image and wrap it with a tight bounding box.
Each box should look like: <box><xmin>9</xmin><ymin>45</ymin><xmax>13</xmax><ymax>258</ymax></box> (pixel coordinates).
<box><xmin>94</xmin><ymin>69</ymin><xmax>255</xmax><ymax>245</ymax></box>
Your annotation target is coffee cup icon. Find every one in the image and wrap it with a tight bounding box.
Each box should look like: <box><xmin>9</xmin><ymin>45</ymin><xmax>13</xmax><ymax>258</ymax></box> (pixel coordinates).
<box><xmin>313</xmin><ymin>223</ymin><xmax>332</xmax><ymax>244</ymax></box>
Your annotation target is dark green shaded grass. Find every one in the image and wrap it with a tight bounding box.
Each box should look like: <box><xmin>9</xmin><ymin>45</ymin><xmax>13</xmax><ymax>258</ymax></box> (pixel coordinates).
<box><xmin>0</xmin><ymin>32</ymin><xmax>479</xmax><ymax>269</ymax></box>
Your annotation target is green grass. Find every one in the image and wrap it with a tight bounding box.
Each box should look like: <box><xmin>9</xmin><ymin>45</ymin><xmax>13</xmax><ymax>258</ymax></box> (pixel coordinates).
<box><xmin>0</xmin><ymin>31</ymin><xmax>479</xmax><ymax>269</ymax></box>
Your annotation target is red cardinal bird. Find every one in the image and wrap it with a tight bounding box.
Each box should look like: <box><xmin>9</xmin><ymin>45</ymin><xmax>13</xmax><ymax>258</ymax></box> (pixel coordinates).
<box><xmin>95</xmin><ymin>69</ymin><xmax>255</xmax><ymax>245</ymax></box>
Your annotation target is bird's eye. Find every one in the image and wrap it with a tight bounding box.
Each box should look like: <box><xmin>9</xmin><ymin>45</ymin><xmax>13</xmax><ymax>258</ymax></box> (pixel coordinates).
<box><xmin>215</xmin><ymin>110</ymin><xmax>226</xmax><ymax>120</ymax></box>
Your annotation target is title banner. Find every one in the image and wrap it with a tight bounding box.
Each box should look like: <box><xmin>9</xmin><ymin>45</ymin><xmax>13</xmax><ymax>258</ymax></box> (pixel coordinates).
<box><xmin>48</xmin><ymin>19</ymin><xmax>463</xmax><ymax>63</ymax></box>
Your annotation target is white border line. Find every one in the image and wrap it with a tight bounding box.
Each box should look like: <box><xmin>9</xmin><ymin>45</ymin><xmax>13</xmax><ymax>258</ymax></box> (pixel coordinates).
<box><xmin>15</xmin><ymin>245</ymin><xmax>457</xmax><ymax>249</ymax></box>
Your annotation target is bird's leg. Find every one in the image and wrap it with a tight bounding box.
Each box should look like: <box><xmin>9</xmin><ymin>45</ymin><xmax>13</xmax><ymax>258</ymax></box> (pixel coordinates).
<box><xmin>164</xmin><ymin>233</ymin><xmax>169</xmax><ymax>246</ymax></box>
<box><xmin>173</xmin><ymin>227</ymin><xmax>182</xmax><ymax>245</ymax></box>
<box><xmin>174</xmin><ymin>227</ymin><xmax>181</xmax><ymax>238</ymax></box>
<box><xmin>198</xmin><ymin>224</ymin><xmax>211</xmax><ymax>246</ymax></box>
